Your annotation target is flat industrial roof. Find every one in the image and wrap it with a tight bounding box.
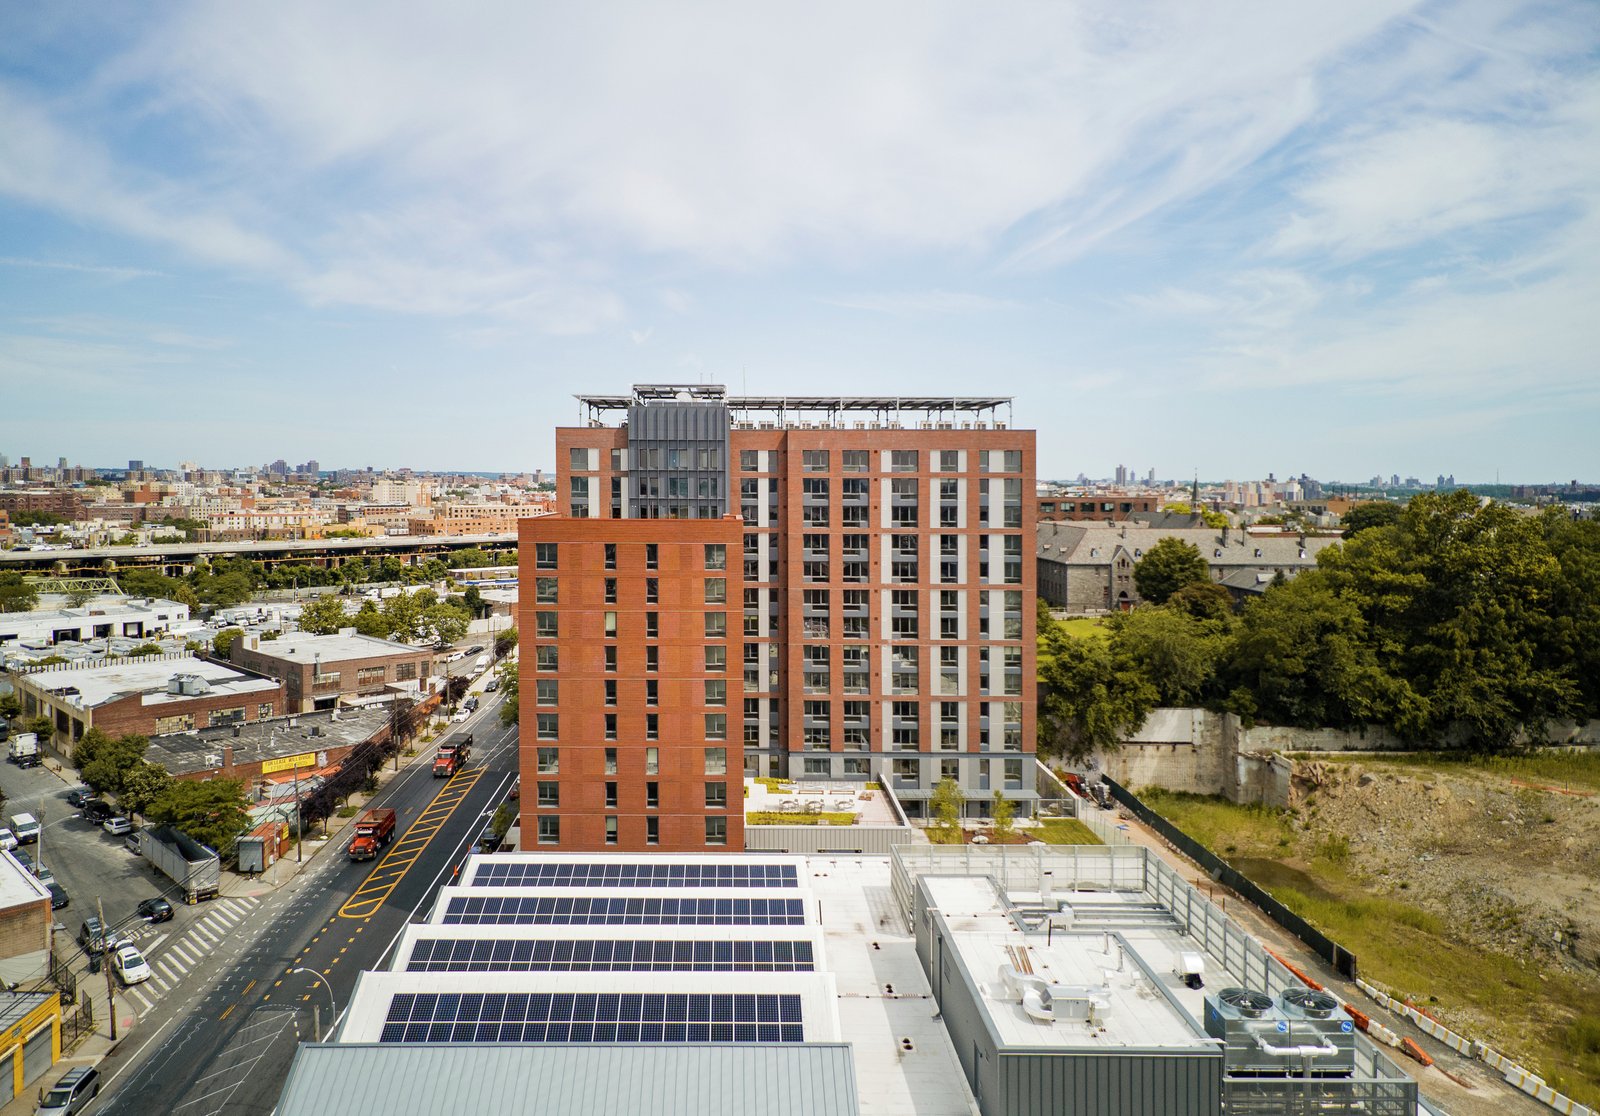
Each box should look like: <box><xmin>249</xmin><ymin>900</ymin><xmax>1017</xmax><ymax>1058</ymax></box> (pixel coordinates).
<box><xmin>275</xmin><ymin>1044</ymin><xmax>860</xmax><ymax>1116</ymax></box>
<box><xmin>0</xmin><ymin>850</ymin><xmax>51</xmax><ymax>910</ymax></box>
<box><xmin>22</xmin><ymin>655</ymin><xmax>278</xmax><ymax>710</ymax></box>
<box><xmin>145</xmin><ymin>705</ymin><xmax>390</xmax><ymax>776</ymax></box>
<box><xmin>921</xmin><ymin>876</ymin><xmax>1215</xmax><ymax>1052</ymax></box>
<box><xmin>239</xmin><ymin>630</ymin><xmax>426</xmax><ymax>664</ymax></box>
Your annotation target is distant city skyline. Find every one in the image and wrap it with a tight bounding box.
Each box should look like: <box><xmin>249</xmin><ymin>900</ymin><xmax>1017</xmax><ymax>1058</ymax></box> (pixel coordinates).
<box><xmin>2</xmin><ymin>4</ymin><xmax>1596</xmax><ymax>477</ymax></box>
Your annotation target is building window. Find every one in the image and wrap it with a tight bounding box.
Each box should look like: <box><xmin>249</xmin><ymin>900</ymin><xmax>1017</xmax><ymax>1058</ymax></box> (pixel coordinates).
<box><xmin>536</xmin><ymin>714</ymin><xmax>559</xmax><ymax>740</ymax></box>
<box><xmin>803</xmin><ymin>758</ymin><xmax>830</xmax><ymax>776</ymax></box>
<box><xmin>704</xmin><ymin>578</ymin><xmax>727</xmax><ymax>604</ymax></box>
<box><xmin>645</xmin><ymin>679</ymin><xmax>658</xmax><ymax>705</ymax></box>
<box><xmin>537</xmin><ymin>747</ymin><xmax>559</xmax><ymax>774</ymax></box>
<box><xmin>605</xmin><ymin>817</ymin><xmax>618</xmax><ymax>845</ymax></box>
<box><xmin>537</xmin><ymin>816</ymin><xmax>560</xmax><ymax>845</ymax></box>
<box><xmin>843</xmin><ymin>757</ymin><xmax>869</xmax><ymax>775</ymax></box>
<box><xmin>395</xmin><ymin>662</ymin><xmax>417</xmax><ymax>681</ymax></box>
<box><xmin>535</xmin><ymin>577</ymin><xmax>559</xmax><ymax>603</ymax></box>
<box><xmin>536</xmin><ymin>680</ymin><xmax>558</xmax><ymax>705</ymax></box>
<box><xmin>645</xmin><ymin>544</ymin><xmax>658</xmax><ymax>570</ymax></box>
<box><xmin>646</xmin><ymin>817</ymin><xmax>659</xmax><ymax>845</ymax></box>
<box><xmin>646</xmin><ymin>747</ymin><xmax>659</xmax><ymax>775</ymax></box>
<box><xmin>705</xmin><ymin>782</ymin><xmax>727</xmax><ymax>809</ymax></box>
<box><xmin>802</xmin><ymin>450</ymin><xmax>829</xmax><ymax>472</ymax></box>
<box><xmin>842</xmin><ymin>449</ymin><xmax>869</xmax><ymax>473</ymax></box>
<box><xmin>605</xmin><ymin>781</ymin><xmax>618</xmax><ymax>807</ymax></box>
<box><xmin>536</xmin><ymin>612</ymin><xmax>558</xmax><ymax>638</ymax></box>
<box><xmin>891</xmin><ymin>450</ymin><xmax>917</xmax><ymax>472</ymax></box>
<box><xmin>258</xmin><ymin>703</ymin><xmax>274</xmax><ymax>719</ymax></box>
<box><xmin>705</xmin><ymin>818</ymin><xmax>728</xmax><ymax>846</ymax></box>
<box><xmin>705</xmin><ymin>714</ymin><xmax>727</xmax><ymax>740</ymax></box>
<box><xmin>604</xmin><ymin>646</ymin><xmax>617</xmax><ymax>672</ymax></box>
<box><xmin>604</xmin><ymin>578</ymin><xmax>617</xmax><ymax>603</ymax></box>
<box><xmin>603</xmin><ymin>611</ymin><xmax>618</xmax><ymax>637</ymax></box>
<box><xmin>704</xmin><ymin>747</ymin><xmax>727</xmax><ymax>774</ymax></box>
<box><xmin>605</xmin><ymin>748</ymin><xmax>618</xmax><ymax>774</ymax></box>
<box><xmin>646</xmin><ymin>612</ymin><xmax>659</xmax><ymax>638</ymax></box>
<box><xmin>536</xmin><ymin>647</ymin><xmax>559</xmax><ymax>671</ymax></box>
<box><xmin>605</xmin><ymin>713</ymin><xmax>618</xmax><ymax>740</ymax></box>
<box><xmin>705</xmin><ymin>544</ymin><xmax>727</xmax><ymax>570</ymax></box>
<box><xmin>704</xmin><ymin>679</ymin><xmax>726</xmax><ymax>706</ymax></box>
<box><xmin>646</xmin><ymin>782</ymin><xmax>659</xmax><ymax>808</ymax></box>
<box><xmin>604</xmin><ymin>542</ymin><xmax>617</xmax><ymax>569</ymax></box>
<box><xmin>646</xmin><ymin>645</ymin><xmax>659</xmax><ymax>671</ymax></box>
<box><xmin>535</xmin><ymin>542</ymin><xmax>558</xmax><ymax>569</ymax></box>
<box><xmin>604</xmin><ymin>679</ymin><xmax>618</xmax><ymax>706</ymax></box>
<box><xmin>705</xmin><ymin>645</ymin><xmax>726</xmax><ymax>672</ymax></box>
<box><xmin>646</xmin><ymin>713</ymin><xmax>659</xmax><ymax>739</ymax></box>
<box><xmin>537</xmin><ymin>781</ymin><xmax>559</xmax><ymax>807</ymax></box>
<box><xmin>740</xmin><ymin>450</ymin><xmax>759</xmax><ymax>471</ymax></box>
<box><xmin>704</xmin><ymin>612</ymin><xmax>726</xmax><ymax>638</ymax></box>
<box><xmin>646</xmin><ymin>577</ymin><xmax>659</xmax><ymax>603</ymax></box>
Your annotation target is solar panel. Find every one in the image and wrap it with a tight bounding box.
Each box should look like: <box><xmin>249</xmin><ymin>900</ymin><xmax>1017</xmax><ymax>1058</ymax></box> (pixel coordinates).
<box><xmin>406</xmin><ymin>937</ymin><xmax>817</xmax><ymax>972</ymax></box>
<box><xmin>441</xmin><ymin>896</ymin><xmax>808</xmax><ymax>926</ymax></box>
<box><xmin>468</xmin><ymin>862</ymin><xmax>800</xmax><ymax>889</ymax></box>
<box><xmin>378</xmin><ymin>991</ymin><xmax>805</xmax><ymax>1044</ymax></box>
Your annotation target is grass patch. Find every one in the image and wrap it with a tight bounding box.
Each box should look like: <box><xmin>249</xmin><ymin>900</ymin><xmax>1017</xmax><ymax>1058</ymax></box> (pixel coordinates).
<box><xmin>926</xmin><ymin>826</ymin><xmax>964</xmax><ymax>844</ymax></box>
<box><xmin>1321</xmin><ymin>748</ymin><xmax>1600</xmax><ymax>792</ymax></box>
<box><xmin>1137</xmin><ymin>788</ymin><xmax>1296</xmax><ymax>858</ymax></box>
<box><xmin>335</xmin><ymin>805</ymin><xmax>359</xmax><ymax>818</ymax></box>
<box><xmin>1056</xmin><ymin>617</ymin><xmax>1110</xmax><ymax>640</ymax></box>
<box><xmin>752</xmin><ymin>777</ymin><xmax>797</xmax><ymax>793</ymax></box>
<box><xmin>746</xmin><ymin>812</ymin><xmax>855</xmax><ymax>826</ymax></box>
<box><xmin>1033</xmin><ymin>819</ymin><xmax>1103</xmax><ymax>845</ymax></box>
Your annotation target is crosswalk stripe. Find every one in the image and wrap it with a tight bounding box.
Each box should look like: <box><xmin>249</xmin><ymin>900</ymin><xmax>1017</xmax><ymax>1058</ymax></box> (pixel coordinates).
<box><xmin>192</xmin><ymin>923</ymin><xmax>220</xmax><ymax>946</ymax></box>
<box><xmin>211</xmin><ymin>906</ymin><xmax>242</xmax><ymax>926</ymax></box>
<box><xmin>124</xmin><ymin>988</ymin><xmax>152</xmax><ymax>1013</ymax></box>
<box><xmin>168</xmin><ymin>943</ymin><xmax>196</xmax><ymax>970</ymax></box>
<box><xmin>155</xmin><ymin>961</ymin><xmax>182</xmax><ymax>984</ymax></box>
<box><xmin>146</xmin><ymin>974</ymin><xmax>170</xmax><ymax>994</ymax></box>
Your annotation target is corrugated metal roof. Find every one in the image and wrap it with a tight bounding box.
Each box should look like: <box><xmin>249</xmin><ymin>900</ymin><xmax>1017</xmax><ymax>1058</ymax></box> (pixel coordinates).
<box><xmin>275</xmin><ymin>1043</ymin><xmax>859</xmax><ymax>1116</ymax></box>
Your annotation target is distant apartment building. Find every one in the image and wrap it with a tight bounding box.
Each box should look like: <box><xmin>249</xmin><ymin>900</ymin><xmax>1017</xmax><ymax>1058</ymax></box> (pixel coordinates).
<box><xmin>230</xmin><ymin>631</ymin><xmax>437</xmax><ymax>713</ymax></box>
<box><xmin>10</xmin><ymin>655</ymin><xmax>284</xmax><ymax>745</ymax></box>
<box><xmin>538</xmin><ymin>385</ymin><xmax>1036</xmax><ymax>834</ymax></box>
<box><xmin>416</xmin><ymin>501</ymin><xmax>554</xmax><ymax>536</ymax></box>
<box><xmin>0</xmin><ymin>490</ymin><xmax>86</xmax><ymax>521</ymax></box>
<box><xmin>1035</xmin><ymin>493</ymin><xmax>1162</xmax><ymax>522</ymax></box>
<box><xmin>1037</xmin><ymin>522</ymin><xmax>1339</xmax><ymax>613</ymax></box>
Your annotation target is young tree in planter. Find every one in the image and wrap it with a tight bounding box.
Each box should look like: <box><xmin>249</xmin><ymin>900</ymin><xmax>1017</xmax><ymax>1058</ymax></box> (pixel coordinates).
<box><xmin>931</xmin><ymin>778</ymin><xmax>965</xmax><ymax>843</ymax></box>
<box><xmin>991</xmin><ymin>790</ymin><xmax>1016</xmax><ymax>843</ymax></box>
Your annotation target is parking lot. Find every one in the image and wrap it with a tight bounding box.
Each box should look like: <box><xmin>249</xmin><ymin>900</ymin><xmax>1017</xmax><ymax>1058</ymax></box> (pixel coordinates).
<box><xmin>0</xmin><ymin>758</ymin><xmax>187</xmax><ymax>963</ymax></box>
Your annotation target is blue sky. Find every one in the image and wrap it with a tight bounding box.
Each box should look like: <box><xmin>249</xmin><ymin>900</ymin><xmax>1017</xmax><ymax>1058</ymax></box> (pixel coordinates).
<box><xmin>1</xmin><ymin>1</ymin><xmax>1596</xmax><ymax>481</ymax></box>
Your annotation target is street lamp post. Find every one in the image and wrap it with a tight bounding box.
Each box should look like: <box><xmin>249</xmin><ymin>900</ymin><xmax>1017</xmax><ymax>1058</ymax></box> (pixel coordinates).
<box><xmin>288</xmin><ymin>967</ymin><xmax>336</xmax><ymax>1041</ymax></box>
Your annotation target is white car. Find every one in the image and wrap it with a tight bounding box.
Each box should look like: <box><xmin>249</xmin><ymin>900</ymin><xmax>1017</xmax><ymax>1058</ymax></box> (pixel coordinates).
<box><xmin>0</xmin><ymin>828</ymin><xmax>15</xmax><ymax>851</ymax></box>
<box><xmin>112</xmin><ymin>944</ymin><xmax>152</xmax><ymax>986</ymax></box>
<box><xmin>451</xmin><ymin>710</ymin><xmax>470</xmax><ymax>723</ymax></box>
<box><xmin>103</xmin><ymin>817</ymin><xmax>133</xmax><ymax>836</ymax></box>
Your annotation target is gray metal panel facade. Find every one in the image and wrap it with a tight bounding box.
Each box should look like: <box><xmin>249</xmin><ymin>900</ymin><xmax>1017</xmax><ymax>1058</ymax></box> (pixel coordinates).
<box><xmin>999</xmin><ymin>1050</ymin><xmax>1221</xmax><ymax>1116</ymax></box>
<box><xmin>275</xmin><ymin>1043</ymin><xmax>859</xmax><ymax>1116</ymax></box>
<box><xmin>628</xmin><ymin>400</ymin><xmax>730</xmax><ymax>519</ymax></box>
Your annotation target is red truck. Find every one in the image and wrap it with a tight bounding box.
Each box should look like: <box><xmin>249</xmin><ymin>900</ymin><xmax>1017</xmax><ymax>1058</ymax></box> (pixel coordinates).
<box><xmin>432</xmin><ymin>732</ymin><xmax>473</xmax><ymax>779</ymax></box>
<box><xmin>348</xmin><ymin>808</ymin><xmax>397</xmax><ymax>861</ymax></box>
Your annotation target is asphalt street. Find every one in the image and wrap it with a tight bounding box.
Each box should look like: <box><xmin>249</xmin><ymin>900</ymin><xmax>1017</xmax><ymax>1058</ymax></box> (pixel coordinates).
<box><xmin>86</xmin><ymin>692</ymin><xmax>519</xmax><ymax>1116</ymax></box>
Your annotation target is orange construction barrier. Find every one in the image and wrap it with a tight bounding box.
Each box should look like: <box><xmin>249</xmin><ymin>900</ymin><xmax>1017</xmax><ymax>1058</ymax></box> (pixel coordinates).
<box><xmin>1266</xmin><ymin>948</ymin><xmax>1325</xmax><ymax>991</ymax></box>
<box><xmin>1343</xmin><ymin>1004</ymin><xmax>1371</xmax><ymax>1032</ymax></box>
<box><xmin>1400</xmin><ymin>1038</ymin><xmax>1433</xmax><ymax>1066</ymax></box>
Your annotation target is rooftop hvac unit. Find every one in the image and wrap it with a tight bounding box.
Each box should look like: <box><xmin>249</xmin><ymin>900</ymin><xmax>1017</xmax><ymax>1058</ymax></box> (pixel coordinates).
<box><xmin>167</xmin><ymin>673</ymin><xmax>211</xmax><ymax>697</ymax></box>
<box><xmin>937</xmin><ymin>422</ymin><xmax>954</xmax><ymax>429</ymax></box>
<box><xmin>1205</xmin><ymin>988</ymin><xmax>1343</xmax><ymax>1076</ymax></box>
<box><xmin>1277</xmin><ymin>988</ymin><xmax>1357</xmax><ymax>1072</ymax></box>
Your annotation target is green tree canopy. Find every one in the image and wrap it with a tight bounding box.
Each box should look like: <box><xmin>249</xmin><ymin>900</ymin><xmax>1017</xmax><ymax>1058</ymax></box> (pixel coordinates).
<box><xmin>0</xmin><ymin>573</ymin><xmax>40</xmax><ymax>613</ymax></box>
<box><xmin>75</xmin><ymin>731</ymin><xmax>151</xmax><ymax>795</ymax></box>
<box><xmin>297</xmin><ymin>594</ymin><xmax>352</xmax><ymax>635</ymax></box>
<box><xmin>1133</xmin><ymin>537</ymin><xmax>1211</xmax><ymax>604</ymax></box>
<box><xmin>1107</xmin><ymin>606</ymin><xmax>1230</xmax><ymax>707</ymax></box>
<box><xmin>120</xmin><ymin>761</ymin><xmax>174</xmax><ymax>817</ymax></box>
<box><xmin>213</xmin><ymin>627</ymin><xmax>246</xmax><ymax>658</ymax></box>
<box><xmin>147</xmin><ymin>779</ymin><xmax>252</xmax><ymax>856</ymax></box>
<box><xmin>1339</xmin><ymin>501</ymin><xmax>1403</xmax><ymax>539</ymax></box>
<box><xmin>497</xmin><ymin>659</ymin><xmax>520</xmax><ymax>726</ymax></box>
<box><xmin>931</xmin><ymin>778</ymin><xmax>965</xmax><ymax>840</ymax></box>
<box><xmin>493</xmin><ymin>625</ymin><xmax>518</xmax><ymax>658</ymax></box>
<box><xmin>1166</xmin><ymin>580</ymin><xmax>1235</xmax><ymax>623</ymax></box>
<box><xmin>1037</xmin><ymin>605</ymin><xmax>1155</xmax><ymax>761</ymax></box>
<box><xmin>0</xmin><ymin>691</ymin><xmax>21</xmax><ymax>721</ymax></box>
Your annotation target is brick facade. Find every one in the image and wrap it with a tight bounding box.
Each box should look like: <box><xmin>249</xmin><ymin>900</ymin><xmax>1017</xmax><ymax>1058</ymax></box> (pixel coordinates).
<box><xmin>230</xmin><ymin>637</ymin><xmax>435</xmax><ymax>713</ymax></box>
<box><xmin>518</xmin><ymin>516</ymin><xmax>746</xmax><ymax>852</ymax></box>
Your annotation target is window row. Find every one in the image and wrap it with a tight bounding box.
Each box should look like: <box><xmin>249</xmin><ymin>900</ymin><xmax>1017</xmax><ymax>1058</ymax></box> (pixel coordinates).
<box><xmin>536</xmin><ymin>816</ymin><xmax>728</xmax><ymax>846</ymax></box>
<box><xmin>535</xmin><ymin>543</ymin><xmax>725</xmax><ymax>571</ymax></box>
<box><xmin>534</xmin><ymin>747</ymin><xmax>728</xmax><ymax>775</ymax></box>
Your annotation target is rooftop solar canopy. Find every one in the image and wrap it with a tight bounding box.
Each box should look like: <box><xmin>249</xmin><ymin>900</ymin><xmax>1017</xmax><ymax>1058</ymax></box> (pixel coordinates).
<box><xmin>441</xmin><ymin>895</ymin><xmax>808</xmax><ymax>926</ymax></box>
<box><xmin>377</xmin><ymin>990</ymin><xmax>806</xmax><ymax>1044</ymax></box>
<box><xmin>405</xmin><ymin>936</ymin><xmax>816</xmax><ymax>973</ymax></box>
<box><xmin>467</xmin><ymin>861</ymin><xmax>799</xmax><ymax>889</ymax></box>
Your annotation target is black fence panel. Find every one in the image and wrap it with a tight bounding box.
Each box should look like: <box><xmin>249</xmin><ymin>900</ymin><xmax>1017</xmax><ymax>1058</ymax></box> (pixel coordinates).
<box><xmin>1103</xmin><ymin>777</ymin><xmax>1359</xmax><ymax>980</ymax></box>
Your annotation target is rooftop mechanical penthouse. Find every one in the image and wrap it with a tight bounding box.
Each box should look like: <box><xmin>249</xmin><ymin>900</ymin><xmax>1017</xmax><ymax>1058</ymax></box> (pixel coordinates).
<box><xmin>525</xmin><ymin>385</ymin><xmax>1036</xmax><ymax>851</ymax></box>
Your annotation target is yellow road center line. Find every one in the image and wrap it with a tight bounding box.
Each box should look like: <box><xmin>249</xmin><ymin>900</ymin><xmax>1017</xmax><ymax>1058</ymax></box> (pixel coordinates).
<box><xmin>219</xmin><ymin>1004</ymin><xmax>236</xmax><ymax>1021</ymax></box>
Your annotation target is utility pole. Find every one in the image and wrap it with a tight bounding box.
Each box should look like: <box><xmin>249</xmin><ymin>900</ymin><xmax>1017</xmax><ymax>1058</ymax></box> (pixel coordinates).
<box><xmin>98</xmin><ymin>897</ymin><xmax>117</xmax><ymax>1041</ymax></box>
<box><xmin>294</xmin><ymin>763</ymin><xmax>303</xmax><ymax>862</ymax></box>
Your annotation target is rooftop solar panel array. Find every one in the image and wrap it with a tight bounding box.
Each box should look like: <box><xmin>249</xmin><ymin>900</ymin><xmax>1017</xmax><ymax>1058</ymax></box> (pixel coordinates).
<box><xmin>442</xmin><ymin>895</ymin><xmax>807</xmax><ymax>926</ymax></box>
<box><xmin>376</xmin><ymin>991</ymin><xmax>805</xmax><ymax>1044</ymax></box>
<box><xmin>406</xmin><ymin>937</ymin><xmax>816</xmax><ymax>973</ymax></box>
<box><xmin>469</xmin><ymin>862</ymin><xmax>800</xmax><ymax>889</ymax></box>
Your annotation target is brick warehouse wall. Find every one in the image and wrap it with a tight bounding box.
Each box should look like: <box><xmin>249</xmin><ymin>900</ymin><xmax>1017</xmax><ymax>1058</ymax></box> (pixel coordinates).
<box><xmin>517</xmin><ymin>515</ymin><xmax>746</xmax><ymax>852</ymax></box>
<box><xmin>88</xmin><ymin>684</ymin><xmax>285</xmax><ymax>739</ymax></box>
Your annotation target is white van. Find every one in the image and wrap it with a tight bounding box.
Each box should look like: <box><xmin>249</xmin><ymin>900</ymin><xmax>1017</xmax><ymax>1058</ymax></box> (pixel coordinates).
<box><xmin>9</xmin><ymin>813</ymin><xmax>41</xmax><ymax>845</ymax></box>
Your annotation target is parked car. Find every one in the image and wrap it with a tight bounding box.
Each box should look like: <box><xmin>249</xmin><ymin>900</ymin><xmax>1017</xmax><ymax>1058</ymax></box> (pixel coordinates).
<box><xmin>82</xmin><ymin>800</ymin><xmax>114</xmax><ymax>823</ymax></box>
<box><xmin>36</xmin><ymin>1065</ymin><xmax>99</xmax><ymax>1115</ymax></box>
<box><xmin>47</xmin><ymin>883</ymin><xmax>69</xmax><ymax>910</ymax></box>
<box><xmin>464</xmin><ymin>696</ymin><xmax>480</xmax><ymax>712</ymax></box>
<box><xmin>466</xmin><ymin>645</ymin><xmax>484</xmax><ymax>656</ymax></box>
<box><xmin>103</xmin><ymin>817</ymin><xmax>133</xmax><ymax>836</ymax></box>
<box><xmin>451</xmin><ymin>710</ymin><xmax>469</xmax><ymax>723</ymax></box>
<box><xmin>12</xmin><ymin>848</ymin><xmax>32</xmax><ymax>873</ymax></box>
<box><xmin>34</xmin><ymin>864</ymin><xmax>55</xmax><ymax>886</ymax></box>
<box><xmin>485</xmin><ymin>678</ymin><xmax>500</xmax><ymax>692</ymax></box>
<box><xmin>65</xmin><ymin>786</ymin><xmax>95</xmax><ymax>808</ymax></box>
<box><xmin>0</xmin><ymin>827</ymin><xmax>15</xmax><ymax>851</ymax></box>
<box><xmin>112</xmin><ymin>944</ymin><xmax>152</xmax><ymax>986</ymax></box>
<box><xmin>124</xmin><ymin>834</ymin><xmax>142</xmax><ymax>854</ymax></box>
<box><xmin>136</xmin><ymin>897</ymin><xmax>174</xmax><ymax>923</ymax></box>
<box><xmin>470</xmin><ymin>827</ymin><xmax>499</xmax><ymax>855</ymax></box>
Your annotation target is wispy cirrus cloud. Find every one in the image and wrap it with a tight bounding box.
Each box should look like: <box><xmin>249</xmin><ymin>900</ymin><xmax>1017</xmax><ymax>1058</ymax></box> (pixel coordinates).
<box><xmin>0</xmin><ymin>256</ymin><xmax>169</xmax><ymax>281</ymax></box>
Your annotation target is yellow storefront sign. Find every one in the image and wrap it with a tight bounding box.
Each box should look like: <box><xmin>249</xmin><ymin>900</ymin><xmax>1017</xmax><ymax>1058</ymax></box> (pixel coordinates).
<box><xmin>261</xmin><ymin>751</ymin><xmax>317</xmax><ymax>775</ymax></box>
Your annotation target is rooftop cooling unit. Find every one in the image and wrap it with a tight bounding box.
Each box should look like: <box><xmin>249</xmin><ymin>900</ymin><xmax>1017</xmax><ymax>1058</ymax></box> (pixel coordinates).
<box><xmin>1278</xmin><ymin>988</ymin><xmax>1357</xmax><ymax>1073</ymax></box>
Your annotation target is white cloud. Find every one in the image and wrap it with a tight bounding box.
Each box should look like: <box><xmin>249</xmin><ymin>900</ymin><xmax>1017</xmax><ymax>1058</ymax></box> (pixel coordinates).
<box><xmin>0</xmin><ymin>256</ymin><xmax>168</xmax><ymax>280</ymax></box>
<box><xmin>822</xmin><ymin>290</ymin><xmax>1023</xmax><ymax>316</ymax></box>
